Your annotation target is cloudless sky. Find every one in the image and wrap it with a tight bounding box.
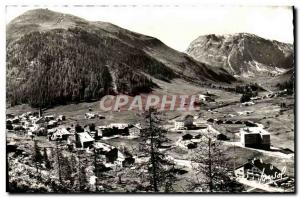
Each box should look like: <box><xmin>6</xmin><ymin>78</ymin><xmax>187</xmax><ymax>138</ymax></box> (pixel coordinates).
<box><xmin>6</xmin><ymin>5</ymin><xmax>294</xmax><ymax>52</ymax></box>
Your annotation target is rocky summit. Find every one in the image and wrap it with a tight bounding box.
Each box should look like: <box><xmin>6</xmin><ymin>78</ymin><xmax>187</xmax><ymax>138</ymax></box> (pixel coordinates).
<box><xmin>186</xmin><ymin>33</ymin><xmax>294</xmax><ymax>78</ymax></box>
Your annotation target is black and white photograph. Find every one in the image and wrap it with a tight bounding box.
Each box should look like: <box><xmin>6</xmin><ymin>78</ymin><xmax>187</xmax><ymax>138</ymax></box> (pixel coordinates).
<box><xmin>4</xmin><ymin>2</ymin><xmax>296</xmax><ymax>194</ymax></box>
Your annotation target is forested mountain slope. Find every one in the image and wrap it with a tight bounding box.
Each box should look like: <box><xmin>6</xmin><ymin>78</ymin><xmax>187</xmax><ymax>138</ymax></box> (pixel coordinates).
<box><xmin>7</xmin><ymin>9</ymin><xmax>235</xmax><ymax>107</ymax></box>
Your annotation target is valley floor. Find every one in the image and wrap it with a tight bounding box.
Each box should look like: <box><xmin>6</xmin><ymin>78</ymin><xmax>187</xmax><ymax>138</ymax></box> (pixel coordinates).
<box><xmin>6</xmin><ymin>79</ymin><xmax>295</xmax><ymax>193</ymax></box>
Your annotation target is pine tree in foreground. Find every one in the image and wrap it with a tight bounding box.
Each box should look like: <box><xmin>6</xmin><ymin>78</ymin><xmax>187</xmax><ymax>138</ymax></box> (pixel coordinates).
<box><xmin>139</xmin><ymin>107</ymin><xmax>176</xmax><ymax>192</ymax></box>
<box><xmin>188</xmin><ymin>134</ymin><xmax>243</xmax><ymax>192</ymax></box>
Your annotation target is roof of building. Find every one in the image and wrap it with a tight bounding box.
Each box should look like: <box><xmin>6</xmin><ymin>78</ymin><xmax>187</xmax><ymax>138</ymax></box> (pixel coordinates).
<box><xmin>109</xmin><ymin>123</ymin><xmax>128</xmax><ymax>129</ymax></box>
<box><xmin>184</xmin><ymin>114</ymin><xmax>194</xmax><ymax>119</ymax></box>
<box><xmin>194</xmin><ymin>119</ymin><xmax>207</xmax><ymax>123</ymax></box>
<box><xmin>236</xmin><ymin>159</ymin><xmax>281</xmax><ymax>177</ymax></box>
<box><xmin>54</xmin><ymin>128</ymin><xmax>71</xmax><ymax>136</ymax></box>
<box><xmin>78</xmin><ymin>132</ymin><xmax>94</xmax><ymax>142</ymax></box>
<box><xmin>241</xmin><ymin>124</ymin><xmax>270</xmax><ymax>135</ymax></box>
<box><xmin>98</xmin><ymin>125</ymin><xmax>109</xmax><ymax>129</ymax></box>
<box><xmin>94</xmin><ymin>142</ymin><xmax>114</xmax><ymax>152</ymax></box>
<box><xmin>129</xmin><ymin>123</ymin><xmax>142</xmax><ymax>130</ymax></box>
<box><xmin>175</xmin><ymin>119</ymin><xmax>185</xmax><ymax>122</ymax></box>
<box><xmin>34</xmin><ymin>117</ymin><xmax>45</xmax><ymax>124</ymax></box>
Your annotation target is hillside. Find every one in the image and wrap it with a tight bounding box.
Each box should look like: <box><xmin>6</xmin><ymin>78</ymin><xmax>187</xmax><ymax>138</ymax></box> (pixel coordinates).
<box><xmin>186</xmin><ymin>33</ymin><xmax>294</xmax><ymax>77</ymax></box>
<box><xmin>6</xmin><ymin>9</ymin><xmax>235</xmax><ymax>108</ymax></box>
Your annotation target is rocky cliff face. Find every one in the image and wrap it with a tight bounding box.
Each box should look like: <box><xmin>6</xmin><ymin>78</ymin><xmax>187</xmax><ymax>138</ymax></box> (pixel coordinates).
<box><xmin>186</xmin><ymin>33</ymin><xmax>294</xmax><ymax>78</ymax></box>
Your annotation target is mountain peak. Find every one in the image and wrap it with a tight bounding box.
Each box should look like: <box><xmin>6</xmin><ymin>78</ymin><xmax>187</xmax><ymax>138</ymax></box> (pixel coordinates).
<box><xmin>6</xmin><ymin>9</ymin><xmax>235</xmax><ymax>107</ymax></box>
<box><xmin>10</xmin><ymin>8</ymin><xmax>66</xmax><ymax>24</ymax></box>
<box><xmin>186</xmin><ymin>33</ymin><xmax>294</xmax><ymax>77</ymax></box>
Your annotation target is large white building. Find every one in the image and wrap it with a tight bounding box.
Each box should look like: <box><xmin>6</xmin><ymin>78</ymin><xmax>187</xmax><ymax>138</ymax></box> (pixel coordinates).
<box><xmin>240</xmin><ymin>125</ymin><xmax>270</xmax><ymax>150</ymax></box>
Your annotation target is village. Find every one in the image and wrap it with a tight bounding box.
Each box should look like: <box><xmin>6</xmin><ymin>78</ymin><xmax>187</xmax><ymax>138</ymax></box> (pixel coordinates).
<box><xmin>4</xmin><ymin>4</ymin><xmax>297</xmax><ymax>194</ymax></box>
<box><xmin>6</xmin><ymin>88</ymin><xmax>295</xmax><ymax>192</ymax></box>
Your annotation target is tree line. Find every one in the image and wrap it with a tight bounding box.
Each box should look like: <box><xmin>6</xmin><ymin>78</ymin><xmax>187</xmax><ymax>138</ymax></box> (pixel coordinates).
<box><xmin>7</xmin><ymin>27</ymin><xmax>177</xmax><ymax>109</ymax></box>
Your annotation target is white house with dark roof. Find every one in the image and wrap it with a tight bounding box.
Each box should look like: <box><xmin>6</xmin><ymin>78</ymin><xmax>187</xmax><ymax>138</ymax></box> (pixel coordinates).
<box><xmin>235</xmin><ymin>158</ymin><xmax>283</xmax><ymax>184</ymax></box>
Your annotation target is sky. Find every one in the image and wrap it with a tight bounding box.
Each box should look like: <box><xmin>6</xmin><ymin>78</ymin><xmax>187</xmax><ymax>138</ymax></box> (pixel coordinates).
<box><xmin>6</xmin><ymin>5</ymin><xmax>294</xmax><ymax>52</ymax></box>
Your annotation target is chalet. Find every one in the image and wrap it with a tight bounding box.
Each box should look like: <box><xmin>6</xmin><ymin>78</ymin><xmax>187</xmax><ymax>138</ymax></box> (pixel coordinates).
<box><xmin>12</xmin><ymin>127</ymin><xmax>26</xmax><ymax>136</ymax></box>
<box><xmin>194</xmin><ymin>134</ymin><xmax>202</xmax><ymax>139</ymax></box>
<box><xmin>34</xmin><ymin>117</ymin><xmax>46</xmax><ymax>124</ymax></box>
<box><xmin>6</xmin><ymin>113</ymin><xmax>15</xmax><ymax>119</ymax></box>
<box><xmin>198</xmin><ymin>94</ymin><xmax>207</xmax><ymax>102</ymax></box>
<box><xmin>174</xmin><ymin>120</ymin><xmax>185</xmax><ymax>130</ymax></box>
<box><xmin>240</xmin><ymin>127</ymin><xmax>270</xmax><ymax>150</ymax></box>
<box><xmin>20</xmin><ymin>112</ymin><xmax>32</xmax><ymax>119</ymax></box>
<box><xmin>13</xmin><ymin>125</ymin><xmax>25</xmax><ymax>131</ymax></box>
<box><xmin>207</xmin><ymin>118</ymin><xmax>214</xmax><ymax>123</ymax></box>
<box><xmin>6</xmin><ymin>119</ymin><xmax>12</xmax><ymax>125</ymax></box>
<box><xmin>94</xmin><ymin>142</ymin><xmax>119</xmax><ymax>163</ymax></box>
<box><xmin>193</xmin><ymin>119</ymin><xmax>208</xmax><ymax>129</ymax></box>
<box><xmin>241</xmin><ymin>101</ymin><xmax>255</xmax><ymax>106</ymax></box>
<box><xmin>96</xmin><ymin>125</ymin><xmax>107</xmax><ymax>137</ymax></box>
<box><xmin>47</xmin><ymin>120</ymin><xmax>58</xmax><ymax>129</ymax></box>
<box><xmin>198</xmin><ymin>94</ymin><xmax>214</xmax><ymax>102</ymax></box>
<box><xmin>45</xmin><ymin>115</ymin><xmax>55</xmax><ymax>121</ymax></box>
<box><xmin>22</xmin><ymin>121</ymin><xmax>32</xmax><ymax>129</ymax></box>
<box><xmin>76</xmin><ymin>132</ymin><xmax>94</xmax><ymax>148</ymax></box>
<box><xmin>187</xmin><ymin>142</ymin><xmax>197</xmax><ymax>149</ymax></box>
<box><xmin>6</xmin><ymin>122</ymin><xmax>13</xmax><ymax>130</ymax></box>
<box><xmin>32</xmin><ymin>112</ymin><xmax>39</xmax><ymax>117</ymax></box>
<box><xmin>225</xmin><ymin>120</ymin><xmax>233</xmax><ymax>124</ymax></box>
<box><xmin>217</xmin><ymin>133</ymin><xmax>229</xmax><ymax>141</ymax></box>
<box><xmin>159</xmin><ymin>142</ymin><xmax>173</xmax><ymax>149</ymax></box>
<box><xmin>56</xmin><ymin>115</ymin><xmax>66</xmax><ymax>121</ymax></box>
<box><xmin>28</xmin><ymin>115</ymin><xmax>37</xmax><ymax>122</ymax></box>
<box><xmin>98</xmin><ymin>123</ymin><xmax>130</xmax><ymax>137</ymax></box>
<box><xmin>83</xmin><ymin>124</ymin><xmax>91</xmax><ymax>132</ymax></box>
<box><xmin>85</xmin><ymin>113</ymin><xmax>97</xmax><ymax>119</ymax></box>
<box><xmin>98</xmin><ymin>114</ymin><xmax>105</xmax><ymax>119</ymax></box>
<box><xmin>121</xmin><ymin>147</ymin><xmax>135</xmax><ymax>167</ymax></box>
<box><xmin>50</xmin><ymin>128</ymin><xmax>72</xmax><ymax>141</ymax></box>
<box><xmin>37</xmin><ymin>127</ymin><xmax>47</xmax><ymax>136</ymax></box>
<box><xmin>237</xmin><ymin>111</ymin><xmax>253</xmax><ymax>116</ymax></box>
<box><xmin>47</xmin><ymin>128</ymin><xmax>56</xmax><ymax>139</ymax></box>
<box><xmin>85</xmin><ymin>113</ymin><xmax>105</xmax><ymax>119</ymax></box>
<box><xmin>244</xmin><ymin>121</ymin><xmax>258</xmax><ymax>127</ymax></box>
<box><xmin>128</xmin><ymin>123</ymin><xmax>142</xmax><ymax>136</ymax></box>
<box><xmin>182</xmin><ymin>134</ymin><xmax>193</xmax><ymax>140</ymax></box>
<box><xmin>75</xmin><ymin>124</ymin><xmax>84</xmax><ymax>133</ymax></box>
<box><xmin>109</xmin><ymin>123</ymin><xmax>128</xmax><ymax>129</ymax></box>
<box><xmin>11</xmin><ymin>117</ymin><xmax>20</xmax><ymax>124</ymax></box>
<box><xmin>122</xmin><ymin>156</ymin><xmax>135</xmax><ymax>167</ymax></box>
<box><xmin>235</xmin><ymin>158</ymin><xmax>284</xmax><ymax>184</ymax></box>
<box><xmin>29</xmin><ymin>125</ymin><xmax>47</xmax><ymax>136</ymax></box>
<box><xmin>7</xmin><ymin>143</ymin><xmax>18</xmax><ymax>153</ymax></box>
<box><xmin>234</xmin><ymin>120</ymin><xmax>243</xmax><ymax>125</ymax></box>
<box><xmin>216</xmin><ymin>120</ymin><xmax>223</xmax><ymax>125</ymax></box>
<box><xmin>227</xmin><ymin>114</ymin><xmax>236</xmax><ymax>118</ymax></box>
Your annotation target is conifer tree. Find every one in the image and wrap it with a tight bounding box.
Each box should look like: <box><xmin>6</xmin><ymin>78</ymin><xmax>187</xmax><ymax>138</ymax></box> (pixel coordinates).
<box><xmin>139</xmin><ymin>107</ymin><xmax>176</xmax><ymax>192</ymax></box>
